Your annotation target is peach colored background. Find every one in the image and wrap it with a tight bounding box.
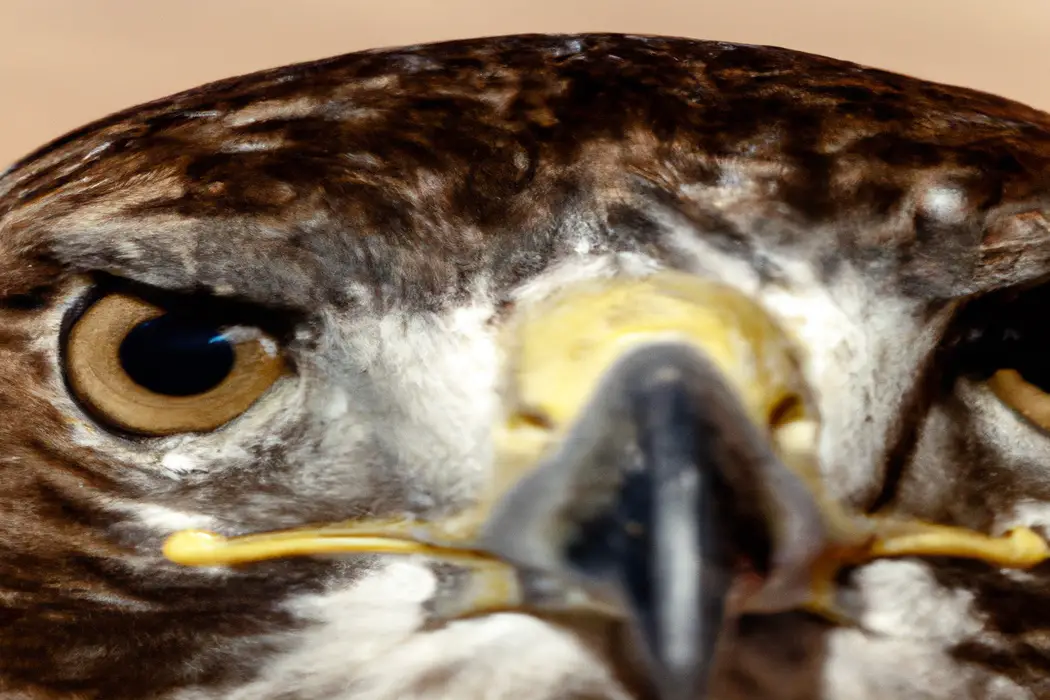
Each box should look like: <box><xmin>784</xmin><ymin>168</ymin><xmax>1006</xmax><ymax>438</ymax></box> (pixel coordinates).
<box><xmin>2</xmin><ymin>0</ymin><xmax>1049</xmax><ymax>167</ymax></box>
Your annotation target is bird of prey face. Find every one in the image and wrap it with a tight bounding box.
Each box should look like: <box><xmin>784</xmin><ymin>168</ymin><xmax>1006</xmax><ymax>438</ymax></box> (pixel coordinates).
<box><xmin>3</xmin><ymin>32</ymin><xmax>1050</xmax><ymax>700</ymax></box>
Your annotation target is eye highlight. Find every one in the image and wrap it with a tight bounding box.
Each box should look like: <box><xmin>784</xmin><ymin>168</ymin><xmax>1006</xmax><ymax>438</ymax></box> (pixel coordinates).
<box><xmin>66</xmin><ymin>292</ymin><xmax>285</xmax><ymax>436</ymax></box>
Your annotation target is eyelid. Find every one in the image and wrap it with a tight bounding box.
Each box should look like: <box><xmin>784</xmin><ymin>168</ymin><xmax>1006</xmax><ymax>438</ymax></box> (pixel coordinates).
<box><xmin>74</xmin><ymin>273</ymin><xmax>304</xmax><ymax>343</ymax></box>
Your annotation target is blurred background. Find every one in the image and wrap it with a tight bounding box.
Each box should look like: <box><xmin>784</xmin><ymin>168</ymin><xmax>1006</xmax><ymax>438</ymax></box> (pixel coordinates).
<box><xmin>2</xmin><ymin>0</ymin><xmax>1049</xmax><ymax>166</ymax></box>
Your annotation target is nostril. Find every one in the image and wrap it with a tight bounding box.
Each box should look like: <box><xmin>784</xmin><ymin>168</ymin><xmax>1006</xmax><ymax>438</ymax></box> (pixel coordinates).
<box><xmin>513</xmin><ymin>407</ymin><xmax>555</xmax><ymax>431</ymax></box>
<box><xmin>769</xmin><ymin>394</ymin><xmax>805</xmax><ymax>430</ymax></box>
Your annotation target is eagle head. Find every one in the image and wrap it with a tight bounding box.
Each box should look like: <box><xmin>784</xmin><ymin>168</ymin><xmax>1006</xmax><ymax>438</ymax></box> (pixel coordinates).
<box><xmin>2</xmin><ymin>33</ymin><xmax>1050</xmax><ymax>700</ymax></box>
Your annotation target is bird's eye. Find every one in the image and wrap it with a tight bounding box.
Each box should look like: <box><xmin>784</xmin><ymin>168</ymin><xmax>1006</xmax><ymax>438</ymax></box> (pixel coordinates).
<box><xmin>65</xmin><ymin>292</ymin><xmax>285</xmax><ymax>436</ymax></box>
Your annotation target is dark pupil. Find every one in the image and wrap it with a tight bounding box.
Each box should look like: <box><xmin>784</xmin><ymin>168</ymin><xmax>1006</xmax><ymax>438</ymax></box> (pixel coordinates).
<box><xmin>119</xmin><ymin>315</ymin><xmax>235</xmax><ymax>396</ymax></box>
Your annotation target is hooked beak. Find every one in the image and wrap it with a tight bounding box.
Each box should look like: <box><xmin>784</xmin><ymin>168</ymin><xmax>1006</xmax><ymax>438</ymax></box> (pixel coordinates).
<box><xmin>479</xmin><ymin>341</ymin><xmax>795</xmax><ymax>699</ymax></box>
<box><xmin>164</xmin><ymin>272</ymin><xmax>1050</xmax><ymax>700</ymax></box>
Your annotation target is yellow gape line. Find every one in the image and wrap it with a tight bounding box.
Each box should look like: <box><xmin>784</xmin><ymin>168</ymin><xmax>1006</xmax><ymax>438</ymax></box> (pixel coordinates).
<box><xmin>162</xmin><ymin>521</ymin><xmax>1050</xmax><ymax>575</ymax></box>
<box><xmin>163</xmin><ymin>519</ymin><xmax>494</xmax><ymax>568</ymax></box>
<box><xmin>164</xmin><ymin>529</ymin><xmax>488</xmax><ymax>567</ymax></box>
<box><xmin>864</xmin><ymin>520</ymin><xmax>1050</xmax><ymax>567</ymax></box>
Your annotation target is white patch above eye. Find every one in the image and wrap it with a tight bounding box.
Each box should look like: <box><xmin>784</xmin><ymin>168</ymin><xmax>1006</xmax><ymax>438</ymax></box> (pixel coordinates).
<box><xmin>921</xmin><ymin>185</ymin><xmax>967</xmax><ymax>225</ymax></box>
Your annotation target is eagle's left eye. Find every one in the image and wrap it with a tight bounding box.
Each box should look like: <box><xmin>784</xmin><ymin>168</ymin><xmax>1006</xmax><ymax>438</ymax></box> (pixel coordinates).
<box><xmin>65</xmin><ymin>292</ymin><xmax>285</xmax><ymax>436</ymax></box>
<box><xmin>957</xmin><ymin>287</ymin><xmax>1050</xmax><ymax>433</ymax></box>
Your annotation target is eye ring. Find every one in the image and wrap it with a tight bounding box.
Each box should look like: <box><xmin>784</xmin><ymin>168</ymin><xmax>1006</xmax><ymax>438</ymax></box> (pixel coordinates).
<box><xmin>989</xmin><ymin>368</ymin><xmax>1050</xmax><ymax>430</ymax></box>
<box><xmin>66</xmin><ymin>292</ymin><xmax>285</xmax><ymax>436</ymax></box>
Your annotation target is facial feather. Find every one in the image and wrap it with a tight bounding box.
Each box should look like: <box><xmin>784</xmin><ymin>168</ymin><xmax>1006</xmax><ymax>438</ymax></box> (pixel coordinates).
<box><xmin>171</xmin><ymin>560</ymin><xmax>631</xmax><ymax>700</ymax></box>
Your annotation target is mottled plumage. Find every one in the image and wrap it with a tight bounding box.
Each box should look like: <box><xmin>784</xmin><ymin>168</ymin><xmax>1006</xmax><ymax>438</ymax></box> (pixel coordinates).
<box><xmin>2</xmin><ymin>33</ymin><xmax>1050</xmax><ymax>699</ymax></box>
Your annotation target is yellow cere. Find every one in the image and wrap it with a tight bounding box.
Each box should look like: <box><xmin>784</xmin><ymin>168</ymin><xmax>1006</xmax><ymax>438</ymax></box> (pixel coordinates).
<box><xmin>501</xmin><ymin>272</ymin><xmax>811</xmax><ymax>433</ymax></box>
